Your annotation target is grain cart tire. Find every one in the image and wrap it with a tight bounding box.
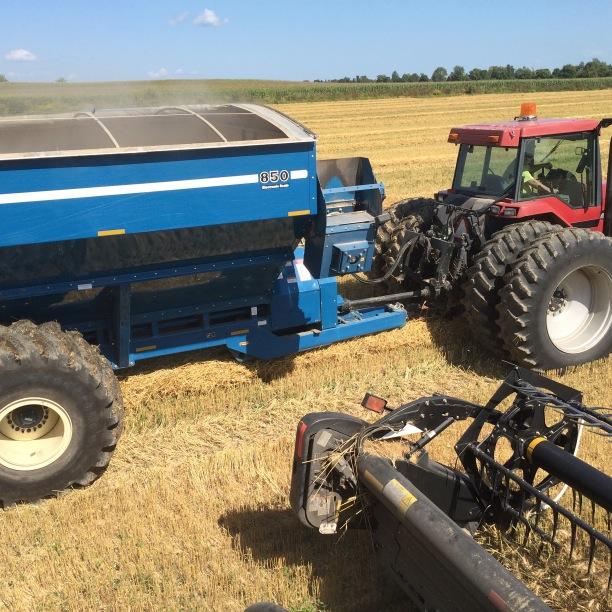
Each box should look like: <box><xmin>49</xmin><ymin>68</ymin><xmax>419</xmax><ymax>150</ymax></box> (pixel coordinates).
<box><xmin>497</xmin><ymin>229</ymin><xmax>612</xmax><ymax>369</ymax></box>
<box><xmin>464</xmin><ymin>221</ymin><xmax>560</xmax><ymax>353</ymax></box>
<box><xmin>0</xmin><ymin>321</ymin><xmax>123</xmax><ymax>505</ymax></box>
<box><xmin>371</xmin><ymin>197</ymin><xmax>436</xmax><ymax>281</ymax></box>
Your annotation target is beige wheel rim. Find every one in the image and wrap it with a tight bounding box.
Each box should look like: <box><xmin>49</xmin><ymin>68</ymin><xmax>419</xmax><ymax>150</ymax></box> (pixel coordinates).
<box><xmin>0</xmin><ymin>398</ymin><xmax>73</xmax><ymax>471</ymax></box>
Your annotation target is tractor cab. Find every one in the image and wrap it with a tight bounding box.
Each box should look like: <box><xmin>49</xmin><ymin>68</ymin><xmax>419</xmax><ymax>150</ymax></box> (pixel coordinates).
<box><xmin>445</xmin><ymin>103</ymin><xmax>611</xmax><ymax>235</ymax></box>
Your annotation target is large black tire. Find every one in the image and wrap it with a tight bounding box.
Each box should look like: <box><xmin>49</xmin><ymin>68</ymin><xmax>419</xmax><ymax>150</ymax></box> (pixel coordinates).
<box><xmin>463</xmin><ymin>221</ymin><xmax>560</xmax><ymax>353</ymax></box>
<box><xmin>0</xmin><ymin>321</ymin><xmax>123</xmax><ymax>505</ymax></box>
<box><xmin>497</xmin><ymin>229</ymin><xmax>612</xmax><ymax>369</ymax></box>
<box><xmin>371</xmin><ymin>197</ymin><xmax>436</xmax><ymax>282</ymax></box>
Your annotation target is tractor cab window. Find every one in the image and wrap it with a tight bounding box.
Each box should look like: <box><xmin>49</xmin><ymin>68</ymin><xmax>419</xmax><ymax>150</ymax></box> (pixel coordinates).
<box><xmin>453</xmin><ymin>145</ymin><xmax>518</xmax><ymax>197</ymax></box>
<box><xmin>518</xmin><ymin>133</ymin><xmax>596</xmax><ymax>207</ymax></box>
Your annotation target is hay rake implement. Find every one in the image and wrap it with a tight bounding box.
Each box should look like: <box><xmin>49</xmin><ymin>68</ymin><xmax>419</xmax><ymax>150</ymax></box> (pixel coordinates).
<box><xmin>290</xmin><ymin>367</ymin><xmax>611</xmax><ymax>611</ymax></box>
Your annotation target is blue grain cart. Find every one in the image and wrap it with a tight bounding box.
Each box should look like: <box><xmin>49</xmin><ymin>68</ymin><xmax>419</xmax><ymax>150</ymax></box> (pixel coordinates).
<box><xmin>0</xmin><ymin>104</ymin><xmax>406</xmax><ymax>503</ymax></box>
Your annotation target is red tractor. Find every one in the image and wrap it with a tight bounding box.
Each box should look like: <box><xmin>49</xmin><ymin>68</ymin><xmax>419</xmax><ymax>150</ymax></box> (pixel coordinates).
<box><xmin>370</xmin><ymin>103</ymin><xmax>612</xmax><ymax>369</ymax></box>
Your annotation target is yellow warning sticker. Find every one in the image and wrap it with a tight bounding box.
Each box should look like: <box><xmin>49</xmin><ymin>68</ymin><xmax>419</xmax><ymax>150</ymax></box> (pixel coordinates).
<box><xmin>288</xmin><ymin>209</ymin><xmax>311</xmax><ymax>217</ymax></box>
<box><xmin>231</xmin><ymin>329</ymin><xmax>249</xmax><ymax>336</ymax></box>
<box><xmin>386</xmin><ymin>478</ymin><xmax>418</xmax><ymax>513</ymax></box>
<box><xmin>135</xmin><ymin>345</ymin><xmax>157</xmax><ymax>353</ymax></box>
<box><xmin>97</xmin><ymin>228</ymin><xmax>126</xmax><ymax>237</ymax></box>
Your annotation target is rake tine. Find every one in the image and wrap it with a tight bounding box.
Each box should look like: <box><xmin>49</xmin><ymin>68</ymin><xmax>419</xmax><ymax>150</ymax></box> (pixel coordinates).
<box><xmin>569</xmin><ymin>521</ymin><xmax>577</xmax><ymax>561</ymax></box>
<box><xmin>492</xmin><ymin>466</ymin><xmax>502</xmax><ymax>495</ymax></box>
<box><xmin>551</xmin><ymin>509</ymin><xmax>559</xmax><ymax>544</ymax></box>
<box><xmin>518</xmin><ymin>487</ymin><xmax>526</xmax><ymax>519</ymax></box>
<box><xmin>587</xmin><ymin>536</ymin><xmax>596</xmax><ymax>575</ymax></box>
<box><xmin>534</xmin><ymin>498</ymin><xmax>542</xmax><ymax>529</ymax></box>
<box><xmin>478</xmin><ymin>460</ymin><xmax>486</xmax><ymax>494</ymax></box>
<box><xmin>477</xmin><ymin>505</ymin><xmax>492</xmax><ymax>531</ymax></box>
<box><xmin>591</xmin><ymin>498</ymin><xmax>596</xmax><ymax>526</ymax></box>
<box><xmin>519</xmin><ymin>489</ymin><xmax>530</xmax><ymax>545</ymax></box>
<box><xmin>522</xmin><ymin>519</ymin><xmax>532</xmax><ymax>547</ymax></box>
<box><xmin>578</xmin><ymin>490</ymin><xmax>583</xmax><ymax>515</ymax></box>
<box><xmin>504</xmin><ymin>474</ymin><xmax>511</xmax><ymax>508</ymax></box>
<box><xmin>537</xmin><ymin>538</ymin><xmax>546</xmax><ymax>558</ymax></box>
<box><xmin>572</xmin><ymin>487</ymin><xmax>577</xmax><ymax>512</ymax></box>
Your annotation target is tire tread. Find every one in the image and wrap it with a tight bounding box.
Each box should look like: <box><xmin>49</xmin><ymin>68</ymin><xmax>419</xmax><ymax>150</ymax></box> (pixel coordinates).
<box><xmin>0</xmin><ymin>321</ymin><xmax>124</xmax><ymax>503</ymax></box>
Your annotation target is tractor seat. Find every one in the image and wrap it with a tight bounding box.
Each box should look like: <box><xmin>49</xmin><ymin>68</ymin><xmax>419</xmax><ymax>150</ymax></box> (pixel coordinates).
<box><xmin>560</xmin><ymin>177</ymin><xmax>584</xmax><ymax>207</ymax></box>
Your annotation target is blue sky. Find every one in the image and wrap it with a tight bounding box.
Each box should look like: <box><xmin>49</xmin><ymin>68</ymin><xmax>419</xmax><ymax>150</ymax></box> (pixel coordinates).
<box><xmin>1</xmin><ymin>0</ymin><xmax>611</xmax><ymax>82</ymax></box>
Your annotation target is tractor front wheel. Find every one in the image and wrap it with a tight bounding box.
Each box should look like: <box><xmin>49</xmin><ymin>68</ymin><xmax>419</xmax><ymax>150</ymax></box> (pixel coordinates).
<box><xmin>498</xmin><ymin>229</ymin><xmax>612</xmax><ymax>369</ymax></box>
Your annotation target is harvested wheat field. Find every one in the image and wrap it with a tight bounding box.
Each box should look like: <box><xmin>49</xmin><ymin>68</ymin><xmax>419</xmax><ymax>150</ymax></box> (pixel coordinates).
<box><xmin>0</xmin><ymin>90</ymin><xmax>611</xmax><ymax>612</ymax></box>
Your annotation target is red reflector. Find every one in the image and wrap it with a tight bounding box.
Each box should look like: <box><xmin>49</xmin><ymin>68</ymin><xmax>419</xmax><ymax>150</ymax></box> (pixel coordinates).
<box><xmin>295</xmin><ymin>421</ymin><xmax>308</xmax><ymax>458</ymax></box>
<box><xmin>361</xmin><ymin>393</ymin><xmax>388</xmax><ymax>414</ymax></box>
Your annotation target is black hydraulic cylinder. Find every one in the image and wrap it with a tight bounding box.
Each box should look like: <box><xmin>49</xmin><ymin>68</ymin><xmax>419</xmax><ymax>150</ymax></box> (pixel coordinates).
<box><xmin>527</xmin><ymin>437</ymin><xmax>612</xmax><ymax>512</ymax></box>
<box><xmin>357</xmin><ymin>453</ymin><xmax>550</xmax><ymax>612</ymax></box>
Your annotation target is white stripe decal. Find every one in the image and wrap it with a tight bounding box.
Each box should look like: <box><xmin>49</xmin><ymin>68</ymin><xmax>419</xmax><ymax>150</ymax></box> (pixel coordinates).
<box><xmin>0</xmin><ymin>169</ymin><xmax>310</xmax><ymax>205</ymax></box>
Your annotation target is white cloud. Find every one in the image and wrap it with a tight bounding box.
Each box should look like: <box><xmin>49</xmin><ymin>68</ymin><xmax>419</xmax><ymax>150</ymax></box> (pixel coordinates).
<box><xmin>5</xmin><ymin>48</ymin><xmax>37</xmax><ymax>62</ymax></box>
<box><xmin>175</xmin><ymin>68</ymin><xmax>185</xmax><ymax>75</ymax></box>
<box><xmin>193</xmin><ymin>8</ymin><xmax>227</xmax><ymax>27</ymax></box>
<box><xmin>148</xmin><ymin>67</ymin><xmax>168</xmax><ymax>79</ymax></box>
<box><xmin>169</xmin><ymin>11</ymin><xmax>189</xmax><ymax>26</ymax></box>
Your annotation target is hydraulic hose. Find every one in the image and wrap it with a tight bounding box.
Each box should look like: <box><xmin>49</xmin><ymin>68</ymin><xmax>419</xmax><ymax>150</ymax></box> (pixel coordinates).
<box><xmin>352</xmin><ymin>236</ymin><xmax>418</xmax><ymax>285</ymax></box>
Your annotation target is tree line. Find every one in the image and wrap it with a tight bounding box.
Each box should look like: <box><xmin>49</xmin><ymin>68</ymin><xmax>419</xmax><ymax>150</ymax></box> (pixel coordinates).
<box><xmin>2</xmin><ymin>58</ymin><xmax>611</xmax><ymax>86</ymax></box>
<box><xmin>322</xmin><ymin>58</ymin><xmax>612</xmax><ymax>84</ymax></box>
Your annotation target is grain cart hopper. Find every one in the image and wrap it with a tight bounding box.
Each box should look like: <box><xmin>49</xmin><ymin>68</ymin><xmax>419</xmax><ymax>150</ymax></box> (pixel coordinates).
<box><xmin>367</xmin><ymin>103</ymin><xmax>612</xmax><ymax>369</ymax></box>
<box><xmin>291</xmin><ymin>367</ymin><xmax>612</xmax><ymax>611</ymax></box>
<box><xmin>0</xmin><ymin>105</ymin><xmax>406</xmax><ymax>504</ymax></box>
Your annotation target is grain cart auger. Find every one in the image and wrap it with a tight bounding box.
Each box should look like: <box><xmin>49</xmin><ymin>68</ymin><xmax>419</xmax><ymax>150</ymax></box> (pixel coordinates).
<box><xmin>363</xmin><ymin>104</ymin><xmax>612</xmax><ymax>370</ymax></box>
<box><xmin>0</xmin><ymin>105</ymin><xmax>406</xmax><ymax>503</ymax></box>
<box><xmin>291</xmin><ymin>367</ymin><xmax>612</xmax><ymax>611</ymax></box>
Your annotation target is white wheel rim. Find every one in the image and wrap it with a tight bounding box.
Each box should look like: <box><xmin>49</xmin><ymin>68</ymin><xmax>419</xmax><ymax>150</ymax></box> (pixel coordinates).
<box><xmin>546</xmin><ymin>265</ymin><xmax>612</xmax><ymax>354</ymax></box>
<box><xmin>0</xmin><ymin>398</ymin><xmax>73</xmax><ymax>471</ymax></box>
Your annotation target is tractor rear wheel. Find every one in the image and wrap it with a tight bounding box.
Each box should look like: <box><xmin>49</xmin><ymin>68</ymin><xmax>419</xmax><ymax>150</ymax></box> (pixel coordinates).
<box><xmin>463</xmin><ymin>221</ymin><xmax>560</xmax><ymax>353</ymax></box>
<box><xmin>371</xmin><ymin>197</ymin><xmax>436</xmax><ymax>283</ymax></box>
<box><xmin>0</xmin><ymin>321</ymin><xmax>123</xmax><ymax>505</ymax></box>
<box><xmin>497</xmin><ymin>228</ymin><xmax>612</xmax><ymax>369</ymax></box>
